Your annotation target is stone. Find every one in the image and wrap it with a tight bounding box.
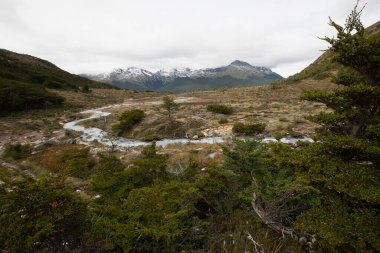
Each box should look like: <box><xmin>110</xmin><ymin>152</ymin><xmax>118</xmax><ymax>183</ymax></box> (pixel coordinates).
<box><xmin>34</xmin><ymin>139</ymin><xmax>59</xmax><ymax>151</ymax></box>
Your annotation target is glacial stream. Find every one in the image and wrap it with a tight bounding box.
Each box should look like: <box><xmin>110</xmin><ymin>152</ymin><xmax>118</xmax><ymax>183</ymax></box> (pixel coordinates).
<box><xmin>63</xmin><ymin>104</ymin><xmax>314</xmax><ymax>148</ymax></box>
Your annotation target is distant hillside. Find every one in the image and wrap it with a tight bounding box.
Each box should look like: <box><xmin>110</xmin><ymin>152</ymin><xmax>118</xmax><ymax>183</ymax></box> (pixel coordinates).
<box><xmin>285</xmin><ymin>21</ymin><xmax>380</xmax><ymax>83</ymax></box>
<box><xmin>84</xmin><ymin>60</ymin><xmax>283</xmax><ymax>92</ymax></box>
<box><xmin>0</xmin><ymin>49</ymin><xmax>112</xmax><ymax>115</ymax></box>
<box><xmin>158</xmin><ymin>74</ymin><xmax>281</xmax><ymax>93</ymax></box>
<box><xmin>0</xmin><ymin>49</ymin><xmax>111</xmax><ymax>90</ymax></box>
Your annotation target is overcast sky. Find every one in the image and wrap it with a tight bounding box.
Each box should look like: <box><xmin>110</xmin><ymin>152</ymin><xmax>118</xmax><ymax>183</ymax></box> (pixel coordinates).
<box><xmin>1</xmin><ymin>0</ymin><xmax>379</xmax><ymax>77</ymax></box>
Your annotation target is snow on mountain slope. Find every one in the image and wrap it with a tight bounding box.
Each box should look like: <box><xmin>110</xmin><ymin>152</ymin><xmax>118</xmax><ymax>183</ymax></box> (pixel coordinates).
<box><xmin>84</xmin><ymin>61</ymin><xmax>282</xmax><ymax>91</ymax></box>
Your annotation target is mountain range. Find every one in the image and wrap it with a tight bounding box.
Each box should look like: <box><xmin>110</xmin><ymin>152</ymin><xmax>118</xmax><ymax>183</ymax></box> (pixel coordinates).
<box><xmin>82</xmin><ymin>60</ymin><xmax>283</xmax><ymax>92</ymax></box>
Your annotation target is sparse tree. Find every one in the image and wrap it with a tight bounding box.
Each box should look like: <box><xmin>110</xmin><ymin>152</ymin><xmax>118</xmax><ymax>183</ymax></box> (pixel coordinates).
<box><xmin>81</xmin><ymin>84</ymin><xmax>90</xmax><ymax>93</ymax></box>
<box><xmin>162</xmin><ymin>96</ymin><xmax>178</xmax><ymax>121</ymax></box>
<box><xmin>104</xmin><ymin>133</ymin><xmax>118</xmax><ymax>153</ymax></box>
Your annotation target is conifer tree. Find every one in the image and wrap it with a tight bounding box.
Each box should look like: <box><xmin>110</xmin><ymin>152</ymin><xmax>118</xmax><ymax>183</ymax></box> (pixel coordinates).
<box><xmin>225</xmin><ymin>3</ymin><xmax>380</xmax><ymax>251</ymax></box>
<box><xmin>293</xmin><ymin>2</ymin><xmax>380</xmax><ymax>251</ymax></box>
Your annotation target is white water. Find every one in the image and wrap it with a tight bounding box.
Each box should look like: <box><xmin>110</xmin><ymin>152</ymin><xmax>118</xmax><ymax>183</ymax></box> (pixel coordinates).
<box><xmin>63</xmin><ymin>103</ymin><xmax>313</xmax><ymax>148</ymax></box>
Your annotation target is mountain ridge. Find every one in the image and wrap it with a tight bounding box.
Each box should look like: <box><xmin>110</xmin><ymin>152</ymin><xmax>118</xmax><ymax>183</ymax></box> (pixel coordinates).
<box><xmin>83</xmin><ymin>60</ymin><xmax>282</xmax><ymax>92</ymax></box>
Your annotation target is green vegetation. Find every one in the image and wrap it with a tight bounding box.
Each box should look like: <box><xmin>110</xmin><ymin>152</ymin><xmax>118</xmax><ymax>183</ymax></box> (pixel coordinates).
<box><xmin>0</xmin><ymin>177</ymin><xmax>90</xmax><ymax>252</ymax></box>
<box><xmin>0</xmin><ymin>4</ymin><xmax>378</xmax><ymax>253</ymax></box>
<box><xmin>0</xmin><ymin>143</ymin><xmax>303</xmax><ymax>252</ymax></box>
<box><xmin>218</xmin><ymin>118</ymin><xmax>229</xmax><ymax>124</ymax></box>
<box><xmin>29</xmin><ymin>145</ymin><xmax>96</xmax><ymax>179</ymax></box>
<box><xmin>59</xmin><ymin>147</ymin><xmax>96</xmax><ymax>179</ymax></box>
<box><xmin>0</xmin><ymin>83</ymin><xmax>64</xmax><ymax>115</ymax></box>
<box><xmin>81</xmin><ymin>84</ymin><xmax>90</xmax><ymax>93</ymax></box>
<box><xmin>284</xmin><ymin>54</ymin><xmax>340</xmax><ymax>84</ymax></box>
<box><xmin>2</xmin><ymin>143</ymin><xmax>32</xmax><ymax>160</ymax></box>
<box><xmin>143</xmin><ymin>133</ymin><xmax>160</xmax><ymax>141</ymax></box>
<box><xmin>87</xmin><ymin>143</ymin><xmax>303</xmax><ymax>252</ymax></box>
<box><xmin>159</xmin><ymin>75</ymin><xmax>282</xmax><ymax>93</ymax></box>
<box><xmin>207</xmin><ymin>104</ymin><xmax>233</xmax><ymax>115</ymax></box>
<box><xmin>283</xmin><ymin>14</ymin><xmax>380</xmax><ymax>84</ymax></box>
<box><xmin>232</xmin><ymin>122</ymin><xmax>266</xmax><ymax>135</ymax></box>
<box><xmin>0</xmin><ymin>49</ymin><xmax>110</xmax><ymax>90</ymax></box>
<box><xmin>112</xmin><ymin>109</ymin><xmax>144</xmax><ymax>136</ymax></box>
<box><xmin>162</xmin><ymin>96</ymin><xmax>178</xmax><ymax>120</ymax></box>
<box><xmin>0</xmin><ymin>48</ymin><xmax>112</xmax><ymax>115</ymax></box>
<box><xmin>238</xmin><ymin>5</ymin><xmax>380</xmax><ymax>252</ymax></box>
<box><xmin>295</xmin><ymin>7</ymin><xmax>380</xmax><ymax>251</ymax></box>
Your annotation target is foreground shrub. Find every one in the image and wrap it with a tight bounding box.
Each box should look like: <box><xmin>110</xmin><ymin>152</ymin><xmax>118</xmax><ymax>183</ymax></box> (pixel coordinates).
<box><xmin>207</xmin><ymin>104</ymin><xmax>233</xmax><ymax>115</ymax></box>
<box><xmin>0</xmin><ymin>177</ymin><xmax>90</xmax><ymax>252</ymax></box>
<box><xmin>29</xmin><ymin>146</ymin><xmax>95</xmax><ymax>179</ymax></box>
<box><xmin>2</xmin><ymin>143</ymin><xmax>32</xmax><ymax>160</ymax></box>
<box><xmin>232</xmin><ymin>122</ymin><xmax>266</xmax><ymax>135</ymax></box>
<box><xmin>112</xmin><ymin>109</ymin><xmax>144</xmax><ymax>136</ymax></box>
<box><xmin>60</xmin><ymin>147</ymin><xmax>96</xmax><ymax>179</ymax></box>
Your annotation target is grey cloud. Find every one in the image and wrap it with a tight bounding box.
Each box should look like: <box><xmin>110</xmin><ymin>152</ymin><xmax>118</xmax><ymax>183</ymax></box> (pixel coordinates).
<box><xmin>0</xmin><ymin>0</ymin><xmax>379</xmax><ymax>77</ymax></box>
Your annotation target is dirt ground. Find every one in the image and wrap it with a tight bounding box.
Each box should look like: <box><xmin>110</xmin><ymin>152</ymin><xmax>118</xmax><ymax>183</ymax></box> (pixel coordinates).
<box><xmin>83</xmin><ymin>80</ymin><xmax>335</xmax><ymax>141</ymax></box>
<box><xmin>0</xmin><ymin>79</ymin><xmax>336</xmax><ymax>188</ymax></box>
<box><xmin>0</xmin><ymin>79</ymin><xmax>335</xmax><ymax>156</ymax></box>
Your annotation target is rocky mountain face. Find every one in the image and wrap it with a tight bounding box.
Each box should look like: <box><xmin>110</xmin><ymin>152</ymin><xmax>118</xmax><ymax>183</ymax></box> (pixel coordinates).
<box><xmin>84</xmin><ymin>60</ymin><xmax>282</xmax><ymax>92</ymax></box>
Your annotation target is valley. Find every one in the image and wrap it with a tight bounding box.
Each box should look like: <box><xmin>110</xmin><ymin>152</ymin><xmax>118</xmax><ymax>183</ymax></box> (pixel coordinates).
<box><xmin>0</xmin><ymin>79</ymin><xmax>334</xmax><ymax>177</ymax></box>
<box><xmin>0</xmin><ymin>3</ymin><xmax>379</xmax><ymax>251</ymax></box>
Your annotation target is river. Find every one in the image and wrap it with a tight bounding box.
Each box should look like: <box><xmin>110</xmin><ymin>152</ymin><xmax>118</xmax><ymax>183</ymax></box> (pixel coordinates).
<box><xmin>63</xmin><ymin>100</ymin><xmax>314</xmax><ymax>148</ymax></box>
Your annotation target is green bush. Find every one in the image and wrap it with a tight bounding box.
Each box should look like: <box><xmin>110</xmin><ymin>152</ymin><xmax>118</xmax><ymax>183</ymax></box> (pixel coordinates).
<box><xmin>0</xmin><ymin>177</ymin><xmax>90</xmax><ymax>252</ymax></box>
<box><xmin>143</xmin><ymin>134</ymin><xmax>160</xmax><ymax>141</ymax></box>
<box><xmin>331</xmin><ymin>68</ymin><xmax>364</xmax><ymax>85</ymax></box>
<box><xmin>59</xmin><ymin>147</ymin><xmax>96</xmax><ymax>179</ymax></box>
<box><xmin>2</xmin><ymin>143</ymin><xmax>32</xmax><ymax>160</ymax></box>
<box><xmin>273</xmin><ymin>133</ymin><xmax>282</xmax><ymax>140</ymax></box>
<box><xmin>81</xmin><ymin>84</ymin><xmax>90</xmax><ymax>93</ymax></box>
<box><xmin>0</xmin><ymin>83</ymin><xmax>64</xmax><ymax>115</ymax></box>
<box><xmin>112</xmin><ymin>109</ymin><xmax>144</xmax><ymax>136</ymax></box>
<box><xmin>218</xmin><ymin>118</ymin><xmax>229</xmax><ymax>124</ymax></box>
<box><xmin>232</xmin><ymin>123</ymin><xmax>266</xmax><ymax>135</ymax></box>
<box><xmin>207</xmin><ymin>104</ymin><xmax>233</xmax><ymax>115</ymax></box>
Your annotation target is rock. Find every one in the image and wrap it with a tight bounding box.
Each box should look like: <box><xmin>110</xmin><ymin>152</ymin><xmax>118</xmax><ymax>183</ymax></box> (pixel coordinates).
<box><xmin>299</xmin><ymin>236</ymin><xmax>307</xmax><ymax>245</ymax></box>
<box><xmin>208</xmin><ymin>152</ymin><xmax>217</xmax><ymax>159</ymax></box>
<box><xmin>207</xmin><ymin>130</ymin><xmax>215</xmax><ymax>137</ymax></box>
<box><xmin>34</xmin><ymin>139</ymin><xmax>59</xmax><ymax>151</ymax></box>
<box><xmin>63</xmin><ymin>138</ymin><xmax>77</xmax><ymax>145</ymax></box>
<box><xmin>192</xmin><ymin>135</ymin><xmax>199</xmax><ymax>140</ymax></box>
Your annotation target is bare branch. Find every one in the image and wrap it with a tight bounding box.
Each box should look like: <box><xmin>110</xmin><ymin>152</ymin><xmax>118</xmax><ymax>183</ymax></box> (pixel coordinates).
<box><xmin>246</xmin><ymin>231</ymin><xmax>265</xmax><ymax>253</ymax></box>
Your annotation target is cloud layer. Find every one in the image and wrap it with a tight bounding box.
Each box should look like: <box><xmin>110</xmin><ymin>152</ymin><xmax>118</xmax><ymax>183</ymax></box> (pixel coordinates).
<box><xmin>1</xmin><ymin>0</ymin><xmax>379</xmax><ymax>77</ymax></box>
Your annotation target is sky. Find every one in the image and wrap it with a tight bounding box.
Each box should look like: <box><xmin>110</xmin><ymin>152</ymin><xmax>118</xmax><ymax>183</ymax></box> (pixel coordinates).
<box><xmin>1</xmin><ymin>0</ymin><xmax>379</xmax><ymax>77</ymax></box>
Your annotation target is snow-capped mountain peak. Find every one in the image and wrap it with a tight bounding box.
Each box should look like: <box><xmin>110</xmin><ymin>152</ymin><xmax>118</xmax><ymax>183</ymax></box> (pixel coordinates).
<box><xmin>157</xmin><ymin>68</ymin><xmax>193</xmax><ymax>78</ymax></box>
<box><xmin>85</xmin><ymin>60</ymin><xmax>282</xmax><ymax>91</ymax></box>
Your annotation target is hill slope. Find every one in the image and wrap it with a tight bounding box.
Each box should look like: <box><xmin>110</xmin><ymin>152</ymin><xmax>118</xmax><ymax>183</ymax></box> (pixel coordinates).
<box><xmin>0</xmin><ymin>49</ymin><xmax>112</xmax><ymax>115</ymax></box>
<box><xmin>0</xmin><ymin>49</ymin><xmax>111</xmax><ymax>90</ymax></box>
<box><xmin>285</xmin><ymin>21</ymin><xmax>380</xmax><ymax>83</ymax></box>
